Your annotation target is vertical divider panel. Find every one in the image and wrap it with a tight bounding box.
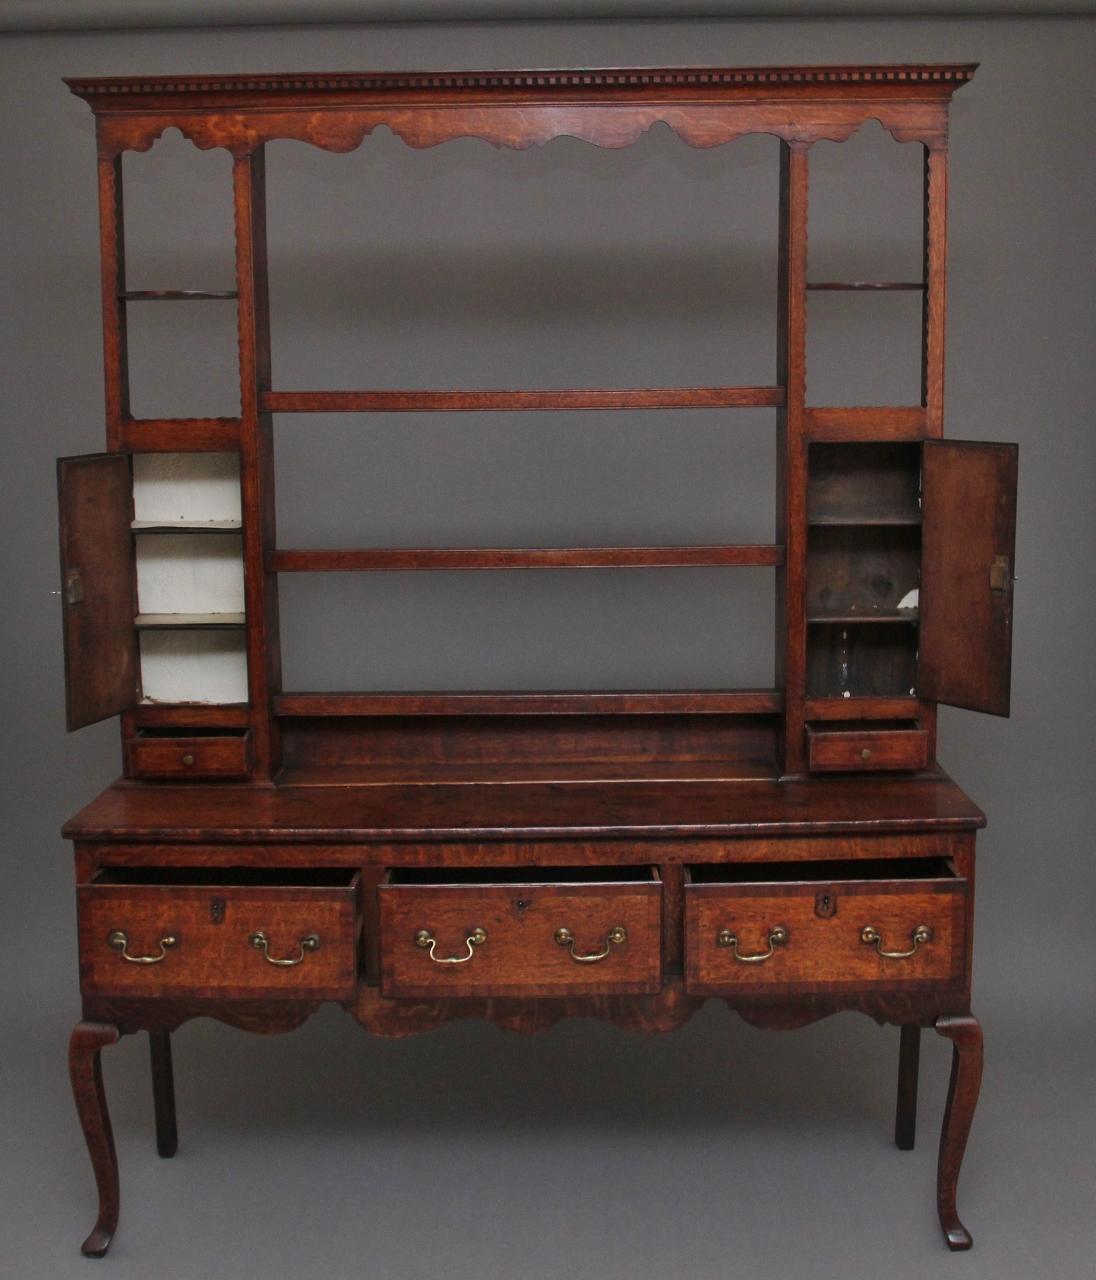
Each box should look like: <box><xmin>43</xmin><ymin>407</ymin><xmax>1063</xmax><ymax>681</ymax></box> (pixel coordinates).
<box><xmin>918</xmin><ymin>143</ymin><xmax>949</xmax><ymax>755</ymax></box>
<box><xmin>97</xmin><ymin>148</ymin><xmax>141</xmax><ymax>751</ymax></box>
<box><xmin>96</xmin><ymin>151</ymin><xmax>130</xmax><ymax>445</ymax></box>
<box><xmin>234</xmin><ymin>147</ymin><xmax>282</xmax><ymax>776</ymax></box>
<box><xmin>779</xmin><ymin>143</ymin><xmax>810</xmax><ymax>774</ymax></box>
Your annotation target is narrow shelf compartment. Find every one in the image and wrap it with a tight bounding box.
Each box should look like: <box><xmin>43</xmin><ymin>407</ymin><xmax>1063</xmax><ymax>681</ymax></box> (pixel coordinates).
<box><xmin>808</xmin><ymin>442</ymin><xmax>922</xmax><ymax>525</ymax></box>
<box><xmin>120</xmin><ymin>290</ymin><xmax>239</xmax><ymax>301</ymax></box>
<box><xmin>139</xmin><ymin>630</ymin><xmax>248</xmax><ymax>703</ymax></box>
<box><xmin>132</xmin><ymin>519</ymin><xmax>242</xmax><ymax>533</ymax></box>
<box><xmin>806</xmin><ymin>622</ymin><xmax>918</xmax><ymax>699</ymax></box>
<box><xmin>135</xmin><ymin>613</ymin><xmax>246</xmax><ymax>630</ymax></box>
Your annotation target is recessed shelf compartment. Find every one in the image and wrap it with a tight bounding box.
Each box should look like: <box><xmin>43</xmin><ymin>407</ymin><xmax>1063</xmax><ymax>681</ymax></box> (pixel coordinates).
<box><xmin>132</xmin><ymin>453</ymin><xmax>242</xmax><ymax>524</ymax></box>
<box><xmin>806</xmin><ymin>622</ymin><xmax>918</xmax><ymax>699</ymax></box>
<box><xmin>139</xmin><ymin>630</ymin><xmax>248</xmax><ymax>704</ymax></box>
<box><xmin>131</xmin><ymin>453</ymin><xmax>247</xmax><ymax>704</ymax></box>
<box><xmin>808</xmin><ymin>442</ymin><xmax>921</xmax><ymax>525</ymax></box>
<box><xmin>807</xmin><ymin>525</ymin><xmax>920</xmax><ymax>617</ymax></box>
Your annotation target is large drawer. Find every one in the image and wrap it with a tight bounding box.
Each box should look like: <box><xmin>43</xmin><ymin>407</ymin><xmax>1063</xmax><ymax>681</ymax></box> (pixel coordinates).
<box><xmin>379</xmin><ymin>866</ymin><xmax>662</xmax><ymax>998</ymax></box>
<box><xmin>685</xmin><ymin>857</ymin><xmax>966</xmax><ymax>996</ymax></box>
<box><xmin>78</xmin><ymin>867</ymin><xmax>360</xmax><ymax>1000</ymax></box>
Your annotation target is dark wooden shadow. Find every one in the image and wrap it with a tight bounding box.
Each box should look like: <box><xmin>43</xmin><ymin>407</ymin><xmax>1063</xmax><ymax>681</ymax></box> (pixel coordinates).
<box><xmin>895</xmin><ymin>1023</ymin><xmax>920</xmax><ymax>1150</ymax></box>
<box><xmin>68</xmin><ymin>1021</ymin><xmax>122</xmax><ymax>1257</ymax></box>
<box><xmin>935</xmin><ymin>1013</ymin><xmax>984</xmax><ymax>1250</ymax></box>
<box><xmin>149</xmin><ymin>1031</ymin><xmax>178</xmax><ymax>1158</ymax></box>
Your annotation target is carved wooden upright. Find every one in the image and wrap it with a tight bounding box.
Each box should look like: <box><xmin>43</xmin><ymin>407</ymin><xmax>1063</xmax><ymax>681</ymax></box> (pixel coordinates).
<box><xmin>58</xmin><ymin>64</ymin><xmax>1015</xmax><ymax>1258</ymax></box>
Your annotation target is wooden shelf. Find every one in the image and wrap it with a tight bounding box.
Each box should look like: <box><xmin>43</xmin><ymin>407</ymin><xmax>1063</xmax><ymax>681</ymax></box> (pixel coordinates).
<box><xmin>135</xmin><ymin>613</ymin><xmax>246</xmax><ymax>630</ymax></box>
<box><xmin>806</xmin><ymin>282</ymin><xmax>925</xmax><ymax>291</ymax></box>
<box><xmin>274</xmin><ymin>690</ymin><xmax>784</xmax><ymax>717</ymax></box>
<box><xmin>132</xmin><ymin>520</ymin><xmax>242</xmax><ymax>534</ymax></box>
<box><xmin>263</xmin><ymin>386</ymin><xmax>785</xmax><ymax>413</ymax></box>
<box><xmin>271</xmin><ymin>545</ymin><xmax>785</xmax><ymax>572</ymax></box>
<box><xmin>120</xmin><ymin>290</ymin><xmax>238</xmax><ymax>301</ymax></box>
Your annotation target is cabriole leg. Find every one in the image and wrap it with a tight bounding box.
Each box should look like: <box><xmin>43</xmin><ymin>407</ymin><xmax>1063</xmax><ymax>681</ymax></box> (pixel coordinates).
<box><xmin>149</xmin><ymin>1031</ymin><xmax>177</xmax><ymax>1158</ymax></box>
<box><xmin>934</xmin><ymin>1013</ymin><xmax>984</xmax><ymax>1251</ymax></box>
<box><xmin>69</xmin><ymin>1021</ymin><xmax>122</xmax><ymax>1257</ymax></box>
<box><xmin>895</xmin><ymin>1023</ymin><xmax>921</xmax><ymax>1150</ymax></box>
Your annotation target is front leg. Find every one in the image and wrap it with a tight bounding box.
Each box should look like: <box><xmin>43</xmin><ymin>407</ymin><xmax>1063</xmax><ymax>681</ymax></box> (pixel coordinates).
<box><xmin>69</xmin><ymin>1021</ymin><xmax>122</xmax><ymax>1257</ymax></box>
<box><xmin>935</xmin><ymin>1013</ymin><xmax>984</xmax><ymax>1250</ymax></box>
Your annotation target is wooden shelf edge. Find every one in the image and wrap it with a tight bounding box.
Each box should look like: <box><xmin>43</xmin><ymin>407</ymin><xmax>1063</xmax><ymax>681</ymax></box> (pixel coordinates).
<box><xmin>271</xmin><ymin>545</ymin><xmax>785</xmax><ymax>572</ymax></box>
<box><xmin>117</xmin><ymin>417</ymin><xmax>242</xmax><ymax>452</ymax></box>
<box><xmin>135</xmin><ymin>703</ymin><xmax>251</xmax><ymax>728</ymax></box>
<box><xmin>274</xmin><ymin>690</ymin><xmax>784</xmax><ymax>717</ymax></box>
<box><xmin>264</xmin><ymin>387</ymin><xmax>785</xmax><ymax>413</ymax></box>
<box><xmin>804</xmin><ymin>697</ymin><xmax>926</xmax><ymax>721</ymax></box>
<box><xmin>805</xmin><ymin>407</ymin><xmax>926</xmax><ymax>442</ymax></box>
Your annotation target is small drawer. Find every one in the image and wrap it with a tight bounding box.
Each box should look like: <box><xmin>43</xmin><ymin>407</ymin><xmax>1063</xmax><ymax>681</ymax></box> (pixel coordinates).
<box><xmin>78</xmin><ymin>867</ymin><xmax>359</xmax><ymax>999</ymax></box>
<box><xmin>806</xmin><ymin>720</ymin><xmax>929</xmax><ymax>772</ymax></box>
<box><xmin>379</xmin><ymin>866</ymin><xmax>662</xmax><ymax>998</ymax></box>
<box><xmin>126</xmin><ymin>729</ymin><xmax>252</xmax><ymax>780</ymax></box>
<box><xmin>685</xmin><ymin>857</ymin><xmax>966</xmax><ymax>996</ymax></box>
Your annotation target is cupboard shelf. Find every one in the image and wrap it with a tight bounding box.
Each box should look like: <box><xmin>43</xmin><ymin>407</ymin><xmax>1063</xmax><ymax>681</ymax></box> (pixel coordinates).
<box><xmin>807</xmin><ymin>514</ymin><xmax>921</xmax><ymax>527</ymax></box>
<box><xmin>132</xmin><ymin>520</ymin><xmax>242</xmax><ymax>533</ymax></box>
<box><xmin>807</xmin><ymin>609</ymin><xmax>919</xmax><ymax>625</ymax></box>
<box><xmin>135</xmin><ymin>613</ymin><xmax>246</xmax><ymax>630</ymax></box>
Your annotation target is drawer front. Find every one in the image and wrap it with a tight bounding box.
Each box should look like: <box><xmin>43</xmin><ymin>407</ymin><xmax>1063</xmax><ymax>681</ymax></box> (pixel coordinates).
<box><xmin>806</xmin><ymin>725</ymin><xmax>930</xmax><ymax>772</ymax></box>
<box><xmin>380</xmin><ymin>875</ymin><xmax>662</xmax><ymax>998</ymax></box>
<box><xmin>685</xmin><ymin>876</ymin><xmax>965</xmax><ymax>996</ymax></box>
<box><xmin>126</xmin><ymin>732</ymin><xmax>252</xmax><ymax>780</ymax></box>
<box><xmin>78</xmin><ymin>876</ymin><xmax>359</xmax><ymax>999</ymax></box>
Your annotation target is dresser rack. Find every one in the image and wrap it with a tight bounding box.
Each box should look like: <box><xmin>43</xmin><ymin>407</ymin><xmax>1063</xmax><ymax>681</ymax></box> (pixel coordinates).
<box><xmin>58</xmin><ymin>63</ymin><xmax>1016</xmax><ymax>1259</ymax></box>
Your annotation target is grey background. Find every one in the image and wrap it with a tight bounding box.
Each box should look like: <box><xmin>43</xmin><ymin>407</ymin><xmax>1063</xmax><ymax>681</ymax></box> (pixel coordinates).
<box><xmin>1</xmin><ymin>11</ymin><xmax>1094</xmax><ymax>1280</ymax></box>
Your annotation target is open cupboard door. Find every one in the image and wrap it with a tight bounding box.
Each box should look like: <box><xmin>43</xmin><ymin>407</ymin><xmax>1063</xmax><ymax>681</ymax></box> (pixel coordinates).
<box><xmin>919</xmin><ymin>440</ymin><xmax>1018</xmax><ymax>716</ymax></box>
<box><xmin>57</xmin><ymin>453</ymin><xmax>138</xmax><ymax>730</ymax></box>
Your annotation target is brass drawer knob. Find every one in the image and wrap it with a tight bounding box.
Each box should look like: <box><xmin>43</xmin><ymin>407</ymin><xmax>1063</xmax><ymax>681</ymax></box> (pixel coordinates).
<box><xmin>860</xmin><ymin>923</ymin><xmax>932</xmax><ymax>959</ymax></box>
<box><xmin>108</xmin><ymin>930</ymin><xmax>177</xmax><ymax>965</ymax></box>
<box><xmin>554</xmin><ymin>925</ymin><xmax>627</xmax><ymax>963</ymax></box>
<box><xmin>249</xmin><ymin>930</ymin><xmax>320</xmax><ymax>967</ymax></box>
<box><xmin>181</xmin><ymin>753</ymin><xmax>196</xmax><ymax>766</ymax></box>
<box><xmin>414</xmin><ymin>927</ymin><xmax>487</xmax><ymax>964</ymax></box>
<box><xmin>860</xmin><ymin>747</ymin><xmax>872</xmax><ymax>761</ymax></box>
<box><xmin>717</xmin><ymin>925</ymin><xmax>788</xmax><ymax>963</ymax></box>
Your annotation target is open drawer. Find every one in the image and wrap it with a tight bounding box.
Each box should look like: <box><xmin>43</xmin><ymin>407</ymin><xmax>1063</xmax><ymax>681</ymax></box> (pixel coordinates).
<box><xmin>78</xmin><ymin>867</ymin><xmax>359</xmax><ymax>1000</ymax></box>
<box><xmin>379</xmin><ymin>866</ymin><xmax>662</xmax><ymax>998</ymax></box>
<box><xmin>684</xmin><ymin>858</ymin><xmax>966</xmax><ymax>996</ymax></box>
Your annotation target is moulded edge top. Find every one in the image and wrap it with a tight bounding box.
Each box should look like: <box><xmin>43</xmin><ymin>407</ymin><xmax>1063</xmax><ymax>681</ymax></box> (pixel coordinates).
<box><xmin>64</xmin><ymin>62</ymin><xmax>979</xmax><ymax>108</ymax></box>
